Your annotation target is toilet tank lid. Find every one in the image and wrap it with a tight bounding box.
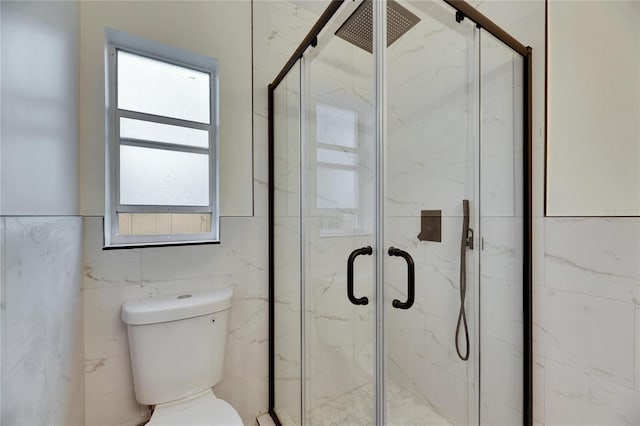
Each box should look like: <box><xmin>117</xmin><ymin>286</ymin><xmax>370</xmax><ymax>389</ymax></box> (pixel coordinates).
<box><xmin>121</xmin><ymin>288</ymin><xmax>233</xmax><ymax>325</ymax></box>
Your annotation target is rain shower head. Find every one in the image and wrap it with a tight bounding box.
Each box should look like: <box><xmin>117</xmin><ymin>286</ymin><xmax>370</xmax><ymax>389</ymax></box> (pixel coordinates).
<box><xmin>335</xmin><ymin>0</ymin><xmax>420</xmax><ymax>54</ymax></box>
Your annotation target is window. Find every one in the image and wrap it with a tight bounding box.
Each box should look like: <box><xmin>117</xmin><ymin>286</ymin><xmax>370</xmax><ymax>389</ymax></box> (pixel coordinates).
<box><xmin>315</xmin><ymin>103</ymin><xmax>365</xmax><ymax>235</ymax></box>
<box><xmin>105</xmin><ymin>29</ymin><xmax>219</xmax><ymax>247</ymax></box>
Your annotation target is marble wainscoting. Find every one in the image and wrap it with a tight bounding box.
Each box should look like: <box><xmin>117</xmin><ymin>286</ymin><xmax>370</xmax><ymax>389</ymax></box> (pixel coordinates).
<box><xmin>1</xmin><ymin>216</ymin><xmax>84</xmax><ymax>426</ymax></box>
<box><xmin>82</xmin><ymin>216</ymin><xmax>269</xmax><ymax>426</ymax></box>
<box><xmin>536</xmin><ymin>218</ymin><xmax>640</xmax><ymax>426</ymax></box>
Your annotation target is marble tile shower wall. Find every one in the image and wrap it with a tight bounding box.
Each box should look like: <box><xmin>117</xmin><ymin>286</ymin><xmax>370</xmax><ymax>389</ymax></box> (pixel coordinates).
<box><xmin>1</xmin><ymin>217</ymin><xmax>84</xmax><ymax>426</ymax></box>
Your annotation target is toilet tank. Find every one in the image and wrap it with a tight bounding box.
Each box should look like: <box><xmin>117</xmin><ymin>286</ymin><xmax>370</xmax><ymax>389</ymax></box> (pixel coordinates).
<box><xmin>122</xmin><ymin>288</ymin><xmax>233</xmax><ymax>405</ymax></box>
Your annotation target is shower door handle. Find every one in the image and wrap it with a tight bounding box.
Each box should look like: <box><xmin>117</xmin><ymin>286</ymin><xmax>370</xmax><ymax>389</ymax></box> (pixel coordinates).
<box><xmin>388</xmin><ymin>247</ymin><xmax>415</xmax><ymax>310</ymax></box>
<box><xmin>347</xmin><ymin>246</ymin><xmax>372</xmax><ymax>305</ymax></box>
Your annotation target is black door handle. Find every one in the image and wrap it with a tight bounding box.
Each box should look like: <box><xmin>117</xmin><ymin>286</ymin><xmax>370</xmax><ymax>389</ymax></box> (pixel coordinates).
<box><xmin>388</xmin><ymin>247</ymin><xmax>415</xmax><ymax>309</ymax></box>
<box><xmin>347</xmin><ymin>246</ymin><xmax>372</xmax><ymax>305</ymax></box>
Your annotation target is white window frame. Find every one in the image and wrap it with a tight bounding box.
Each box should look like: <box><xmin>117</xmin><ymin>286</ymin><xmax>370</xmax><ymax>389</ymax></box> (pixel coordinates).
<box><xmin>104</xmin><ymin>28</ymin><xmax>219</xmax><ymax>248</ymax></box>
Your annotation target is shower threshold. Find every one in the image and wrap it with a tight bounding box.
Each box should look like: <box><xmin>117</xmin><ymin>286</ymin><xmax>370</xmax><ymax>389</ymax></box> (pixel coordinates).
<box><xmin>281</xmin><ymin>382</ymin><xmax>451</xmax><ymax>426</ymax></box>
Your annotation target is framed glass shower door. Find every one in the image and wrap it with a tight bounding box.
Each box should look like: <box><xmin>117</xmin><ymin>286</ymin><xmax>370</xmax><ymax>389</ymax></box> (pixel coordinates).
<box><xmin>301</xmin><ymin>2</ymin><xmax>377</xmax><ymax>424</ymax></box>
<box><xmin>382</xmin><ymin>1</ymin><xmax>479</xmax><ymax>424</ymax></box>
<box><xmin>273</xmin><ymin>61</ymin><xmax>302</xmax><ymax>426</ymax></box>
<box><xmin>268</xmin><ymin>2</ymin><xmax>531</xmax><ymax>425</ymax></box>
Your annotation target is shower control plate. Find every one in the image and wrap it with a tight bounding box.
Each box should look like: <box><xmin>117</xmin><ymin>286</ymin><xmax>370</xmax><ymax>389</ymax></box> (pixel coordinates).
<box><xmin>417</xmin><ymin>210</ymin><xmax>441</xmax><ymax>242</ymax></box>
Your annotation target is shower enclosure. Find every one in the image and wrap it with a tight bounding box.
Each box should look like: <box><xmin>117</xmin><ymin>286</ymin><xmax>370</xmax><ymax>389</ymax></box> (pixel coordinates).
<box><xmin>268</xmin><ymin>1</ymin><xmax>532</xmax><ymax>425</ymax></box>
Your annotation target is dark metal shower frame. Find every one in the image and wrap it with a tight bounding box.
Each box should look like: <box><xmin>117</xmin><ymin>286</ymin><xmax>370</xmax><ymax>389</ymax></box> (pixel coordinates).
<box><xmin>267</xmin><ymin>1</ymin><xmax>533</xmax><ymax>425</ymax></box>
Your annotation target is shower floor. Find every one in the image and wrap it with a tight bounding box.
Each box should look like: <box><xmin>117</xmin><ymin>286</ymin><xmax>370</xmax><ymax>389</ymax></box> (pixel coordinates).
<box><xmin>280</xmin><ymin>382</ymin><xmax>451</xmax><ymax>426</ymax></box>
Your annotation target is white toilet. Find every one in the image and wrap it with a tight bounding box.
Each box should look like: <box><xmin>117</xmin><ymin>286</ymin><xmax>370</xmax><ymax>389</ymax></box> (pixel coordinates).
<box><xmin>121</xmin><ymin>288</ymin><xmax>243</xmax><ymax>426</ymax></box>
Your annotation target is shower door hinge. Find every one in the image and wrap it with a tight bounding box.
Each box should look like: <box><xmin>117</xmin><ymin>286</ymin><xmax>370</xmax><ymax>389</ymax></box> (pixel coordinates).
<box><xmin>466</xmin><ymin>228</ymin><xmax>474</xmax><ymax>250</ymax></box>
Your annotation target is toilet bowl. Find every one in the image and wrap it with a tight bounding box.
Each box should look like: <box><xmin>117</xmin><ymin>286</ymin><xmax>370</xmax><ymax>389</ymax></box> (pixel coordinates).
<box><xmin>147</xmin><ymin>389</ymin><xmax>242</xmax><ymax>426</ymax></box>
<box><xmin>122</xmin><ymin>288</ymin><xmax>243</xmax><ymax>426</ymax></box>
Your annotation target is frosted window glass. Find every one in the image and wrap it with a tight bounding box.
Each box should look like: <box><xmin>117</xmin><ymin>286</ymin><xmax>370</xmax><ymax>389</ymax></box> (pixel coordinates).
<box><xmin>317</xmin><ymin>168</ymin><xmax>357</xmax><ymax>209</ymax></box>
<box><xmin>120</xmin><ymin>145</ymin><xmax>209</xmax><ymax>206</ymax></box>
<box><xmin>316</xmin><ymin>103</ymin><xmax>357</xmax><ymax>147</ymax></box>
<box><xmin>117</xmin><ymin>50</ymin><xmax>210</xmax><ymax>123</ymax></box>
<box><xmin>120</xmin><ymin>118</ymin><xmax>209</xmax><ymax>148</ymax></box>
<box><xmin>317</xmin><ymin>148</ymin><xmax>357</xmax><ymax>166</ymax></box>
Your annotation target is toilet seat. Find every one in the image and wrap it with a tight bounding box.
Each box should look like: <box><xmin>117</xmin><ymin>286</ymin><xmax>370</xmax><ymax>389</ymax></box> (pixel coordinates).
<box><xmin>147</xmin><ymin>389</ymin><xmax>243</xmax><ymax>426</ymax></box>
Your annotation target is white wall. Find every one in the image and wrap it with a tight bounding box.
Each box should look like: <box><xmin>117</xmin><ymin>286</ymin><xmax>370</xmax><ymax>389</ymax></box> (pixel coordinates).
<box><xmin>0</xmin><ymin>2</ymin><xmax>84</xmax><ymax>425</ymax></box>
<box><xmin>0</xmin><ymin>0</ymin><xmax>80</xmax><ymax>215</ymax></box>
<box><xmin>547</xmin><ymin>1</ymin><xmax>640</xmax><ymax>216</ymax></box>
<box><xmin>79</xmin><ymin>0</ymin><xmax>253</xmax><ymax>217</ymax></box>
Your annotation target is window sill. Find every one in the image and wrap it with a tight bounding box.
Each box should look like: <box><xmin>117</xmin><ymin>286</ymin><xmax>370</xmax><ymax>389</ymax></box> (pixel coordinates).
<box><xmin>103</xmin><ymin>239</ymin><xmax>220</xmax><ymax>250</ymax></box>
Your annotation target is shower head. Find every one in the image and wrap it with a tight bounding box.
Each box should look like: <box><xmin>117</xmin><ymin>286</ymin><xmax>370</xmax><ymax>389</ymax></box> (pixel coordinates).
<box><xmin>335</xmin><ymin>0</ymin><xmax>421</xmax><ymax>54</ymax></box>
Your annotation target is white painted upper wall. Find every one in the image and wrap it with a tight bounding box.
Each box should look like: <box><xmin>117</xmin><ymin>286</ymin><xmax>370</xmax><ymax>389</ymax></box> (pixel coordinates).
<box><xmin>79</xmin><ymin>0</ymin><xmax>253</xmax><ymax>217</ymax></box>
<box><xmin>547</xmin><ymin>0</ymin><xmax>640</xmax><ymax>216</ymax></box>
<box><xmin>0</xmin><ymin>1</ymin><xmax>80</xmax><ymax>215</ymax></box>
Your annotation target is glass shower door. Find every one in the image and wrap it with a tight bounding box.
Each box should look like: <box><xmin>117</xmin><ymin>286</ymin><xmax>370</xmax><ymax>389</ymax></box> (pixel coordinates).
<box><xmin>270</xmin><ymin>2</ymin><xmax>527</xmax><ymax>425</ymax></box>
<box><xmin>478</xmin><ymin>30</ymin><xmax>525</xmax><ymax>425</ymax></box>
<box><xmin>383</xmin><ymin>1</ymin><xmax>479</xmax><ymax>425</ymax></box>
<box><xmin>273</xmin><ymin>61</ymin><xmax>302</xmax><ymax>426</ymax></box>
<box><xmin>302</xmin><ymin>2</ymin><xmax>377</xmax><ymax>424</ymax></box>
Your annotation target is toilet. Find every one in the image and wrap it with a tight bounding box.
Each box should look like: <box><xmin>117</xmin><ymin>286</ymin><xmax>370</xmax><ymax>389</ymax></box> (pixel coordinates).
<box><xmin>121</xmin><ymin>288</ymin><xmax>243</xmax><ymax>426</ymax></box>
